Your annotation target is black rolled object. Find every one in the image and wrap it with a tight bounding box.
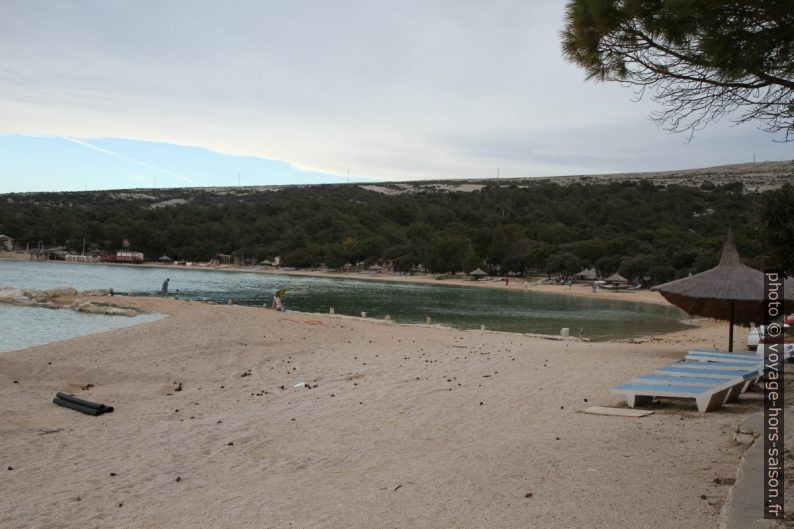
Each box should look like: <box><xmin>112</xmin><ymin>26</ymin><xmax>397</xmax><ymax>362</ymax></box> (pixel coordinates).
<box><xmin>53</xmin><ymin>397</ymin><xmax>104</xmax><ymax>416</ymax></box>
<box><xmin>55</xmin><ymin>392</ymin><xmax>114</xmax><ymax>413</ymax></box>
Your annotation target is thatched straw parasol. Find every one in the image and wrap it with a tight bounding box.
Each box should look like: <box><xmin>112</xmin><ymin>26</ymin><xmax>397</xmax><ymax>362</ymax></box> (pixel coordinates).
<box><xmin>652</xmin><ymin>228</ymin><xmax>793</xmax><ymax>351</ymax></box>
<box><xmin>468</xmin><ymin>267</ymin><xmax>488</xmax><ymax>279</ymax></box>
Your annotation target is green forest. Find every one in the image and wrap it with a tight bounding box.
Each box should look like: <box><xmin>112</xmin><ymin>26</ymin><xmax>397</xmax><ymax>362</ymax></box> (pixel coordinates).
<box><xmin>2</xmin><ymin>179</ymin><xmax>793</xmax><ymax>282</ymax></box>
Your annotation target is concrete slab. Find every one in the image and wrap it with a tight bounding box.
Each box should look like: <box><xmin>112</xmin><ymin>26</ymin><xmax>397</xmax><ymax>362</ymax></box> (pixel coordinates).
<box><xmin>721</xmin><ymin>407</ymin><xmax>792</xmax><ymax>529</ymax></box>
<box><xmin>581</xmin><ymin>406</ymin><xmax>654</xmax><ymax>417</ymax></box>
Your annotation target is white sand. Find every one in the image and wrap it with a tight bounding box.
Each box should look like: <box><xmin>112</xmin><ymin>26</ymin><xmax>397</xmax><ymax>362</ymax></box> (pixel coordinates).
<box><xmin>0</xmin><ymin>295</ymin><xmax>764</xmax><ymax>528</ymax></box>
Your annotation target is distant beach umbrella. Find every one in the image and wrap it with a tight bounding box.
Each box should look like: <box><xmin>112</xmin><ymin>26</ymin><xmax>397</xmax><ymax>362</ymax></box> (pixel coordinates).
<box><xmin>652</xmin><ymin>228</ymin><xmax>794</xmax><ymax>351</ymax></box>
<box><xmin>606</xmin><ymin>272</ymin><xmax>628</xmax><ymax>283</ymax></box>
<box><xmin>158</xmin><ymin>255</ymin><xmax>173</xmax><ymax>263</ymax></box>
<box><xmin>469</xmin><ymin>268</ymin><xmax>488</xmax><ymax>279</ymax></box>
<box><xmin>368</xmin><ymin>264</ymin><xmax>382</xmax><ymax>271</ymax></box>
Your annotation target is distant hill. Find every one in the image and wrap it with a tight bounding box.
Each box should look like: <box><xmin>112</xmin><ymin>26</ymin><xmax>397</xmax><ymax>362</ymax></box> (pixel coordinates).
<box><xmin>1</xmin><ymin>159</ymin><xmax>791</xmax><ymax>278</ymax></box>
<box><xmin>3</xmin><ymin>159</ymin><xmax>791</xmax><ymax>207</ymax></box>
<box><xmin>359</xmin><ymin>159</ymin><xmax>794</xmax><ymax>195</ymax></box>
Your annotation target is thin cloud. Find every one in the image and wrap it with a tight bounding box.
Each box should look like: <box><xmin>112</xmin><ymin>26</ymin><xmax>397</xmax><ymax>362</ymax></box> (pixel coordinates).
<box><xmin>0</xmin><ymin>2</ymin><xmax>788</xmax><ymax>185</ymax></box>
<box><xmin>61</xmin><ymin>136</ymin><xmax>197</xmax><ymax>184</ymax></box>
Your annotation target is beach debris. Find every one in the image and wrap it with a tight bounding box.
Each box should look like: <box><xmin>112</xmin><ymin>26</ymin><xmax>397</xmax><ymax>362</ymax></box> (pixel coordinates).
<box><xmin>227</xmin><ymin>442</ymin><xmax>234</xmax><ymax>446</ymax></box>
<box><xmin>81</xmin><ymin>383</ymin><xmax>94</xmax><ymax>390</ymax></box>
<box><xmin>36</xmin><ymin>428</ymin><xmax>64</xmax><ymax>436</ymax></box>
<box><xmin>582</xmin><ymin>406</ymin><xmax>654</xmax><ymax>417</ymax></box>
<box><xmin>174</xmin><ymin>382</ymin><xmax>183</xmax><ymax>391</ymax></box>
<box><xmin>524</xmin><ymin>492</ymin><xmax>533</xmax><ymax>498</ymax></box>
<box><xmin>394</xmin><ymin>484</ymin><xmax>402</xmax><ymax>491</ymax></box>
<box><xmin>734</xmin><ymin>425</ymin><xmax>757</xmax><ymax>445</ymax></box>
<box><xmin>294</xmin><ymin>382</ymin><xmax>306</xmax><ymax>388</ymax></box>
<box><xmin>176</xmin><ymin>476</ymin><xmax>181</xmax><ymax>482</ymax></box>
<box><xmin>240</xmin><ymin>370</ymin><xmax>252</xmax><ymax>377</ymax></box>
<box><xmin>7</xmin><ymin>466</ymin><xmax>12</xmax><ymax>470</ymax></box>
<box><xmin>53</xmin><ymin>392</ymin><xmax>114</xmax><ymax>416</ymax></box>
<box><xmin>110</xmin><ymin>472</ymin><xmax>117</xmax><ymax>477</ymax></box>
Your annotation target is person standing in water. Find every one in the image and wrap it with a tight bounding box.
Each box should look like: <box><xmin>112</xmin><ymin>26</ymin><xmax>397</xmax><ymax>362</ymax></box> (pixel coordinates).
<box><xmin>162</xmin><ymin>278</ymin><xmax>170</xmax><ymax>297</ymax></box>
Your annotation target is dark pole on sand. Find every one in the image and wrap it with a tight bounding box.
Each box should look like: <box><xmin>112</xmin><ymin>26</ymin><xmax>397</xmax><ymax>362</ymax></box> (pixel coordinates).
<box><xmin>728</xmin><ymin>300</ymin><xmax>735</xmax><ymax>352</ymax></box>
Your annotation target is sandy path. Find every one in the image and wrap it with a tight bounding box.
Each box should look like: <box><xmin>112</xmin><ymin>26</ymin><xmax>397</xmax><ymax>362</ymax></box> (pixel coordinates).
<box><xmin>0</xmin><ymin>297</ymin><xmax>765</xmax><ymax>529</ymax></box>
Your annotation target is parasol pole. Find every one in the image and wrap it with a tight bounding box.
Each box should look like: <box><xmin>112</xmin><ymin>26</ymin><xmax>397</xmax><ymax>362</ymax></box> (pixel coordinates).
<box><xmin>728</xmin><ymin>300</ymin><xmax>735</xmax><ymax>352</ymax></box>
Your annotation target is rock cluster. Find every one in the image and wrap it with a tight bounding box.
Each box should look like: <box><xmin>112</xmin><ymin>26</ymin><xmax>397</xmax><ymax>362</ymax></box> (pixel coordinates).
<box><xmin>0</xmin><ymin>287</ymin><xmax>138</xmax><ymax>316</ymax></box>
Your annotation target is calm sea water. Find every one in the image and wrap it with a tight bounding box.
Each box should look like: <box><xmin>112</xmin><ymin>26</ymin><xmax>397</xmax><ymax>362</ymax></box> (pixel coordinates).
<box><xmin>0</xmin><ymin>260</ymin><xmax>690</xmax><ymax>351</ymax></box>
<box><xmin>0</xmin><ymin>303</ymin><xmax>164</xmax><ymax>353</ymax></box>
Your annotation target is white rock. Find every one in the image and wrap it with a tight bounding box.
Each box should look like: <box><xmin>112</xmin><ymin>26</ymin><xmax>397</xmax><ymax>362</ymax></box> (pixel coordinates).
<box><xmin>46</xmin><ymin>286</ymin><xmax>78</xmax><ymax>298</ymax></box>
<box><xmin>30</xmin><ymin>290</ymin><xmax>49</xmax><ymax>301</ymax></box>
<box><xmin>104</xmin><ymin>307</ymin><xmax>137</xmax><ymax>317</ymax></box>
<box><xmin>80</xmin><ymin>288</ymin><xmax>111</xmax><ymax>296</ymax></box>
<box><xmin>13</xmin><ymin>297</ymin><xmax>35</xmax><ymax>306</ymax></box>
<box><xmin>0</xmin><ymin>288</ymin><xmax>25</xmax><ymax>303</ymax></box>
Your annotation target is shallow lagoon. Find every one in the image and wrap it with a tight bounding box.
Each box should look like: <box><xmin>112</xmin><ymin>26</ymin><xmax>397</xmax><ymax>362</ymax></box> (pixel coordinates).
<box><xmin>0</xmin><ymin>260</ymin><xmax>690</xmax><ymax>347</ymax></box>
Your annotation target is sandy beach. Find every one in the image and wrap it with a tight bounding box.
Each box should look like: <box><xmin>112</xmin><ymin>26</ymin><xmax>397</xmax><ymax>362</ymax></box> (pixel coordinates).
<box><xmin>0</xmin><ymin>290</ymin><xmax>784</xmax><ymax>529</ymax></box>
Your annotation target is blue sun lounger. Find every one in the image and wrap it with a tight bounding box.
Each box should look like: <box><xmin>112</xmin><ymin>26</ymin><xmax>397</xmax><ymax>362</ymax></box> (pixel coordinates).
<box><xmin>632</xmin><ymin>374</ymin><xmax>746</xmax><ymax>403</ymax></box>
<box><xmin>689</xmin><ymin>349</ymin><xmax>761</xmax><ymax>359</ymax></box>
<box><xmin>687</xmin><ymin>350</ymin><xmax>761</xmax><ymax>360</ymax></box>
<box><xmin>691</xmin><ymin>348</ymin><xmax>792</xmax><ymax>361</ymax></box>
<box><xmin>657</xmin><ymin>365</ymin><xmax>759</xmax><ymax>392</ymax></box>
<box><xmin>671</xmin><ymin>360</ymin><xmax>763</xmax><ymax>376</ymax></box>
<box><xmin>609</xmin><ymin>383</ymin><xmax>732</xmax><ymax>413</ymax></box>
<box><xmin>685</xmin><ymin>352</ymin><xmax>764</xmax><ymax>366</ymax></box>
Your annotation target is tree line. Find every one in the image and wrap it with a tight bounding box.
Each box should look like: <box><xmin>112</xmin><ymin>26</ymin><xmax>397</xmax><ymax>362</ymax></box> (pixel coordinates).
<box><xmin>1</xmin><ymin>180</ymin><xmax>792</xmax><ymax>282</ymax></box>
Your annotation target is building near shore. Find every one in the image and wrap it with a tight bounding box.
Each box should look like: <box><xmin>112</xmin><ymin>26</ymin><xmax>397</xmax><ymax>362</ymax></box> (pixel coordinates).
<box><xmin>102</xmin><ymin>250</ymin><xmax>145</xmax><ymax>264</ymax></box>
<box><xmin>576</xmin><ymin>267</ymin><xmax>598</xmax><ymax>280</ymax></box>
<box><xmin>0</xmin><ymin>235</ymin><xmax>14</xmax><ymax>251</ymax></box>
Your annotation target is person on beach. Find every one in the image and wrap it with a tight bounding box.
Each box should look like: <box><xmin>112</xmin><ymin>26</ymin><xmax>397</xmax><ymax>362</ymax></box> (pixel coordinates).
<box><xmin>162</xmin><ymin>278</ymin><xmax>170</xmax><ymax>297</ymax></box>
<box><xmin>271</xmin><ymin>288</ymin><xmax>287</xmax><ymax>311</ymax></box>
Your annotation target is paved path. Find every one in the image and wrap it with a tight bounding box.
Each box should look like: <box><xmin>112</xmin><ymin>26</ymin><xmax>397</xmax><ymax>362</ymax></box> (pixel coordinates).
<box><xmin>722</xmin><ymin>407</ymin><xmax>792</xmax><ymax>529</ymax></box>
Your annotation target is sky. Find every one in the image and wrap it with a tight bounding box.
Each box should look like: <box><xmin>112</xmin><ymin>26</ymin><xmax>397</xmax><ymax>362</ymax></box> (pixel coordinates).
<box><xmin>0</xmin><ymin>0</ymin><xmax>791</xmax><ymax>193</ymax></box>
